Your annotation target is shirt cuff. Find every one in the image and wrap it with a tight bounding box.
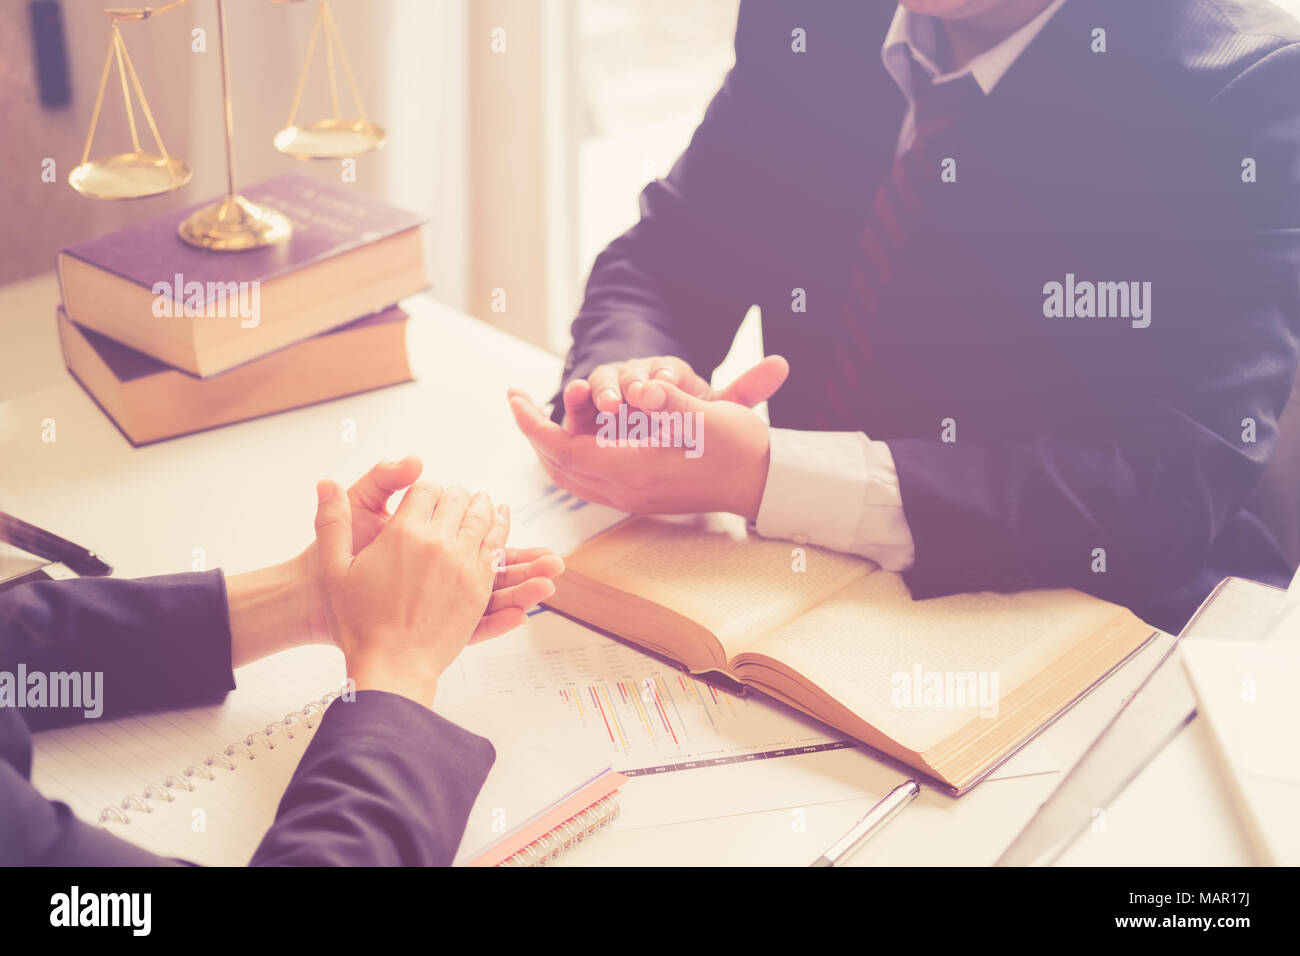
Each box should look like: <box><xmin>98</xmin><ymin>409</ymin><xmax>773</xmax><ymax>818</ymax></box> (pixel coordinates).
<box><xmin>754</xmin><ymin>428</ymin><xmax>916</xmax><ymax>572</ymax></box>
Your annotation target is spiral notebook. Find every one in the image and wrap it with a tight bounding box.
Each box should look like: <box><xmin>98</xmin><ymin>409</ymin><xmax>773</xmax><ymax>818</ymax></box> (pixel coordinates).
<box><xmin>30</xmin><ymin>644</ymin><xmax>625</xmax><ymax>866</ymax></box>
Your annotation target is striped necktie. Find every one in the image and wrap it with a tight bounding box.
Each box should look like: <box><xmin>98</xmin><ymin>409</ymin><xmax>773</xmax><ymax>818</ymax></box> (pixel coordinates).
<box><xmin>819</xmin><ymin>54</ymin><xmax>987</xmax><ymax>427</ymax></box>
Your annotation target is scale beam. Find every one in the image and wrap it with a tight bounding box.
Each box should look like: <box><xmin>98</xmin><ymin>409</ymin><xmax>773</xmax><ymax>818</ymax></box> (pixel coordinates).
<box><xmin>67</xmin><ymin>0</ymin><xmax>386</xmax><ymax>252</ymax></box>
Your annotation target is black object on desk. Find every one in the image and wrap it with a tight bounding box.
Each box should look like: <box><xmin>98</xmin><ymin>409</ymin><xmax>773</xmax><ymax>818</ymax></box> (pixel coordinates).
<box><xmin>0</xmin><ymin>512</ymin><xmax>112</xmax><ymax>576</ymax></box>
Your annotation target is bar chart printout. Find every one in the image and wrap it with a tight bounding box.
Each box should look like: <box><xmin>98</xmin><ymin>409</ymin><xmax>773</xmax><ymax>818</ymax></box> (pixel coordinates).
<box><xmin>453</xmin><ymin>611</ymin><xmax>853</xmax><ymax>777</ymax></box>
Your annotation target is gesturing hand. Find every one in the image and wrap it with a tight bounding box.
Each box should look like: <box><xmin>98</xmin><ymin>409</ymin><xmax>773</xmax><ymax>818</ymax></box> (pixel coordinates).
<box><xmin>312</xmin><ymin>480</ymin><xmax>511</xmax><ymax>705</ymax></box>
<box><xmin>299</xmin><ymin>456</ymin><xmax>563</xmax><ymax>645</ymax></box>
<box><xmin>512</xmin><ymin>355</ymin><xmax>790</xmax><ymax>520</ymax></box>
<box><xmin>509</xmin><ymin>379</ymin><xmax>775</xmax><ymax>521</ymax></box>
<box><xmin>558</xmin><ymin>354</ymin><xmax>789</xmax><ymax>435</ymax></box>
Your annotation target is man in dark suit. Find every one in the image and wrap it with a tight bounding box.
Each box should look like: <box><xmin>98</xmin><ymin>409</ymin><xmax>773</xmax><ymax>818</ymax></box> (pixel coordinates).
<box><xmin>510</xmin><ymin>0</ymin><xmax>1300</xmax><ymax>633</ymax></box>
<box><xmin>0</xmin><ymin>458</ymin><xmax>562</xmax><ymax>865</ymax></box>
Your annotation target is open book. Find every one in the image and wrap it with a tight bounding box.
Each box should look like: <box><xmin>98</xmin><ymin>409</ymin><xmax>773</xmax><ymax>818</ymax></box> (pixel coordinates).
<box><xmin>543</xmin><ymin>516</ymin><xmax>1156</xmax><ymax>794</ymax></box>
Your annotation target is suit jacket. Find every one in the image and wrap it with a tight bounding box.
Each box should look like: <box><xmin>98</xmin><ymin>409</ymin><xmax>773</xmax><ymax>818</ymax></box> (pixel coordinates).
<box><xmin>0</xmin><ymin>573</ymin><xmax>494</xmax><ymax>866</ymax></box>
<box><xmin>558</xmin><ymin>0</ymin><xmax>1300</xmax><ymax>633</ymax></box>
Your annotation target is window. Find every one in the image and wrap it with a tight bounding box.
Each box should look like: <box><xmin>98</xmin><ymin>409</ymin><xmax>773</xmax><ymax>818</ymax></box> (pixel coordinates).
<box><xmin>566</xmin><ymin>0</ymin><xmax>758</xmax><ymax>377</ymax></box>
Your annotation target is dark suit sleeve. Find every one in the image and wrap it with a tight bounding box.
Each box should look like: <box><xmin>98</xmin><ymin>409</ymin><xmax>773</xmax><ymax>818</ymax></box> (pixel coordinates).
<box><xmin>250</xmin><ymin>691</ymin><xmax>495</xmax><ymax>866</ymax></box>
<box><xmin>0</xmin><ymin>760</ymin><xmax>190</xmax><ymax>866</ymax></box>
<box><xmin>892</xmin><ymin>43</ymin><xmax>1300</xmax><ymax>610</ymax></box>
<box><xmin>0</xmin><ymin>572</ymin><xmax>233</xmax><ymax>865</ymax></box>
<box><xmin>1</xmin><ymin>576</ymin><xmax>494</xmax><ymax>867</ymax></box>
<box><xmin>0</xmin><ymin>572</ymin><xmax>236</xmax><ymax>732</ymax></box>
<box><xmin>553</xmin><ymin>2</ymin><xmax>778</xmax><ymax>416</ymax></box>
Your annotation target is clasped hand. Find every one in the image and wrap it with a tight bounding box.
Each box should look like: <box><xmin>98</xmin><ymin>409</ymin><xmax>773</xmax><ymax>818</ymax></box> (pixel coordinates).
<box><xmin>301</xmin><ymin>456</ymin><xmax>563</xmax><ymax>704</ymax></box>
<box><xmin>508</xmin><ymin>354</ymin><xmax>789</xmax><ymax>521</ymax></box>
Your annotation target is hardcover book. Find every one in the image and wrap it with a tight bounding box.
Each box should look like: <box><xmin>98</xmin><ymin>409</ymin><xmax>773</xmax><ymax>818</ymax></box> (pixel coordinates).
<box><xmin>58</xmin><ymin>304</ymin><xmax>413</xmax><ymax>445</ymax></box>
<box><xmin>544</xmin><ymin>515</ymin><xmax>1157</xmax><ymax>794</ymax></box>
<box><xmin>57</xmin><ymin>175</ymin><xmax>427</xmax><ymax>376</ymax></box>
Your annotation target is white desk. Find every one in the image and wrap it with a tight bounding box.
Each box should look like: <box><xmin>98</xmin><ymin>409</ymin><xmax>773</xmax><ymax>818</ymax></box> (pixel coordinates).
<box><xmin>0</xmin><ymin>274</ymin><xmax>1257</xmax><ymax>866</ymax></box>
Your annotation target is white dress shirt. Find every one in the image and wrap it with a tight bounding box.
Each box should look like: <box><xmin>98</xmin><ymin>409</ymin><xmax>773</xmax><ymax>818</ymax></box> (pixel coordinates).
<box><xmin>753</xmin><ymin>0</ymin><xmax>1067</xmax><ymax>570</ymax></box>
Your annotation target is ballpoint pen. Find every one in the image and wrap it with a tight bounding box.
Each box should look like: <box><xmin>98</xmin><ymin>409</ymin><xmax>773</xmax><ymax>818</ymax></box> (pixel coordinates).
<box><xmin>0</xmin><ymin>512</ymin><xmax>113</xmax><ymax>577</ymax></box>
<box><xmin>810</xmin><ymin>779</ymin><xmax>920</xmax><ymax>867</ymax></box>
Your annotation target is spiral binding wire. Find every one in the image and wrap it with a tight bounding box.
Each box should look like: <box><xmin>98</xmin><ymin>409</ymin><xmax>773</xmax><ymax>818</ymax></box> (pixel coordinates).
<box><xmin>496</xmin><ymin>794</ymin><xmax>621</xmax><ymax>867</ymax></box>
<box><xmin>98</xmin><ymin>691</ymin><xmax>340</xmax><ymax>826</ymax></box>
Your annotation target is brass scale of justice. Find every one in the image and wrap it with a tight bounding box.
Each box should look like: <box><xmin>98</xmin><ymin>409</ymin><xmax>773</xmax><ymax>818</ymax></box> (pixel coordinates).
<box><xmin>67</xmin><ymin>0</ymin><xmax>385</xmax><ymax>251</ymax></box>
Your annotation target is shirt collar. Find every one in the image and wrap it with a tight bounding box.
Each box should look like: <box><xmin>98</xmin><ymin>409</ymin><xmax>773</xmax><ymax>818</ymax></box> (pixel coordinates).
<box><xmin>882</xmin><ymin>0</ymin><xmax>1066</xmax><ymax>99</ymax></box>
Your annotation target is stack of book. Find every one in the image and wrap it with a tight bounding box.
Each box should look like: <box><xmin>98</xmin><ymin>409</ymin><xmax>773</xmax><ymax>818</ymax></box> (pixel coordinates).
<box><xmin>55</xmin><ymin>175</ymin><xmax>428</xmax><ymax>445</ymax></box>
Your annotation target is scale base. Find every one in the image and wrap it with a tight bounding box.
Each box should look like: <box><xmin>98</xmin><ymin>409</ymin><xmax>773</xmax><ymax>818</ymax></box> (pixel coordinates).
<box><xmin>177</xmin><ymin>193</ymin><xmax>292</xmax><ymax>251</ymax></box>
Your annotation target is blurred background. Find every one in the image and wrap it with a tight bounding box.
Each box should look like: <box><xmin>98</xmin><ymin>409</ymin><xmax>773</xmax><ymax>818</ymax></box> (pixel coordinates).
<box><xmin>0</xmin><ymin>0</ymin><xmax>740</xmax><ymax>369</ymax></box>
<box><xmin>7</xmin><ymin>0</ymin><xmax>1300</xmax><ymax>390</ymax></box>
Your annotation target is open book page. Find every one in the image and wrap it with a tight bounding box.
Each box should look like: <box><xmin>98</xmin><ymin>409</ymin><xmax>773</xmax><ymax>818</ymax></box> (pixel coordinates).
<box><xmin>737</xmin><ymin>574</ymin><xmax>1130</xmax><ymax>752</ymax></box>
<box><xmin>565</xmin><ymin>515</ymin><xmax>871</xmax><ymax>653</ymax></box>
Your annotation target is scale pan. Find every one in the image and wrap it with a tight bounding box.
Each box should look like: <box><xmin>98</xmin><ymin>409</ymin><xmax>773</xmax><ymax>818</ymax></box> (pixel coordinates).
<box><xmin>273</xmin><ymin>119</ymin><xmax>387</xmax><ymax>160</ymax></box>
<box><xmin>68</xmin><ymin>153</ymin><xmax>192</xmax><ymax>200</ymax></box>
